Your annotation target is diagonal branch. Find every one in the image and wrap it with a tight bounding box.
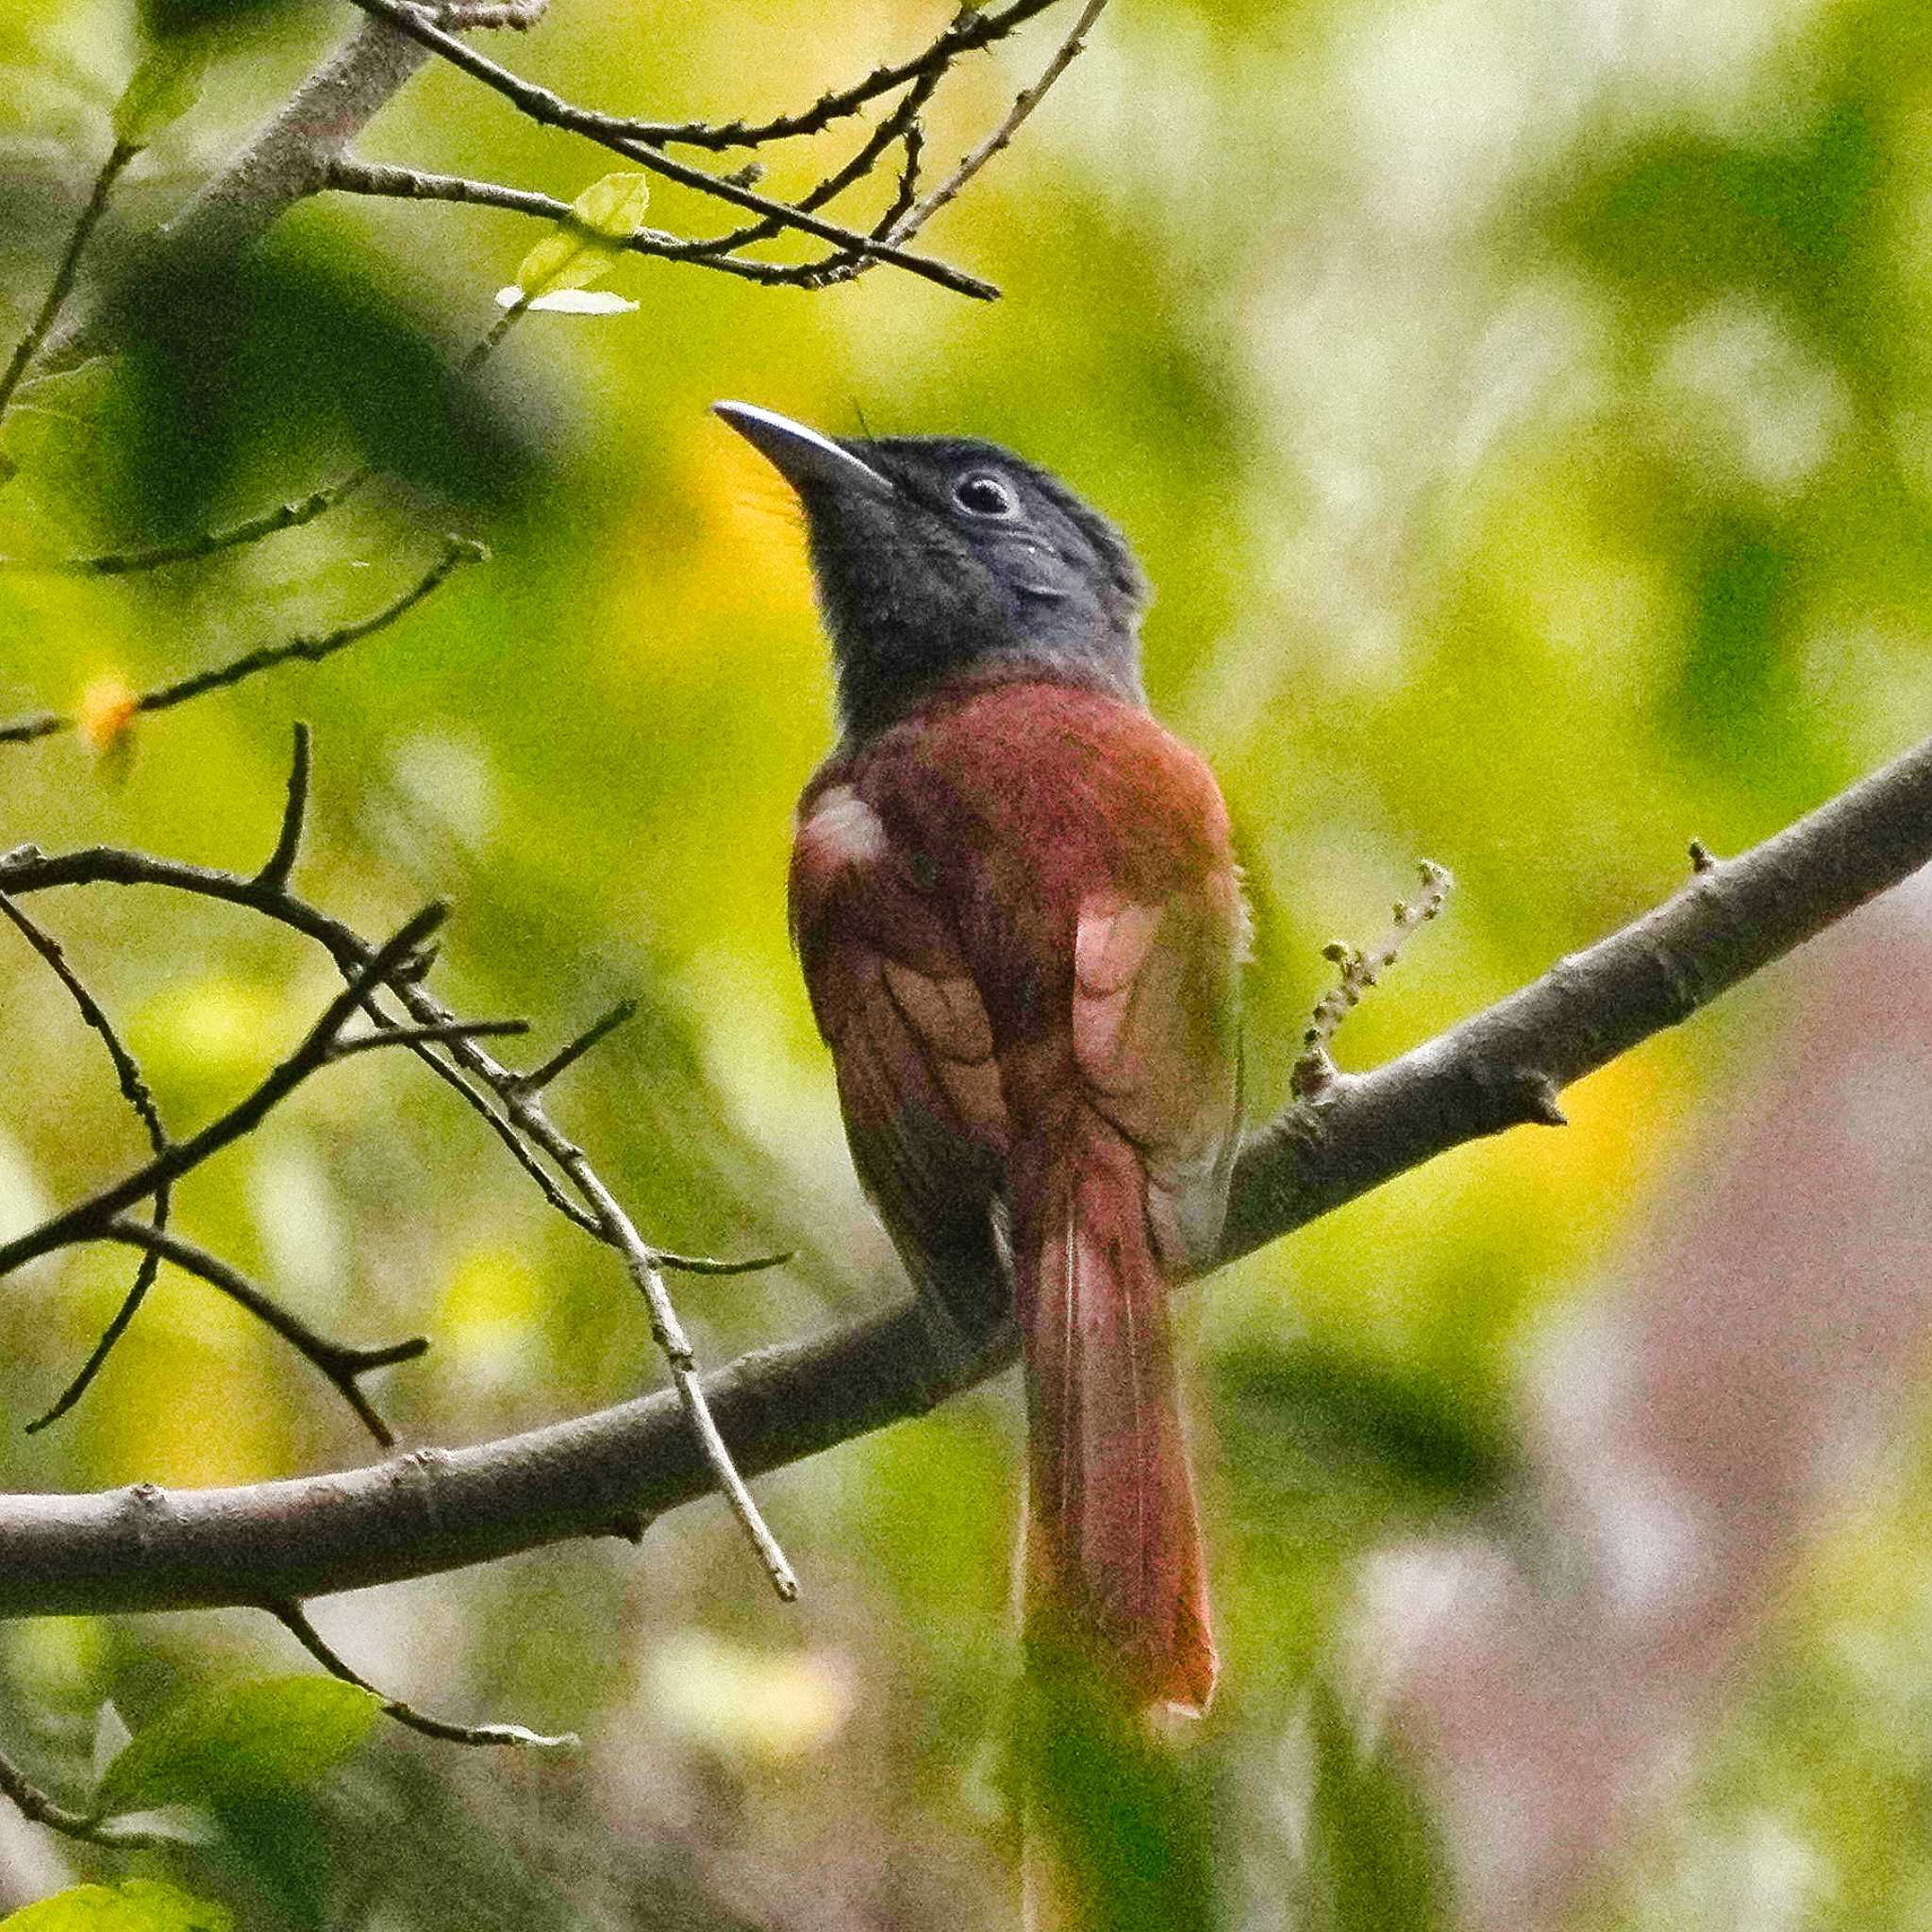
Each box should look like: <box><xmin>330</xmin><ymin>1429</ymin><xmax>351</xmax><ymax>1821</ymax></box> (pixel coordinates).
<box><xmin>335</xmin><ymin>0</ymin><xmax>998</xmax><ymax>300</ymax></box>
<box><xmin>0</xmin><ymin>905</ymin><xmax>448</xmax><ymax>1274</ymax></box>
<box><xmin>99</xmin><ymin>1221</ymin><xmax>429</xmax><ymax>1448</ymax></box>
<box><xmin>0</xmin><ymin>141</ymin><xmax>138</xmax><ymax>422</ymax></box>
<box><xmin>0</xmin><ymin>892</ymin><xmax>175</xmax><ymax>1434</ymax></box>
<box><xmin>0</xmin><ymin>538</ymin><xmax>482</xmax><ymax>746</ymax></box>
<box><xmin>270</xmin><ymin>1602</ymin><xmax>575</xmax><ymax>1747</ymax></box>
<box><xmin>881</xmin><ymin>0</ymin><xmax>1110</xmax><ymax>249</ymax></box>
<box><xmin>2</xmin><ymin>730</ymin><xmax>1928</xmax><ymax>1619</ymax></box>
<box><xmin>616</xmin><ymin>0</ymin><xmax>1064</xmax><ymax>151</ymax></box>
<box><xmin>0</xmin><ymin>1742</ymin><xmax>169</xmax><ymax>1852</ymax></box>
<box><xmin>25</xmin><ymin>0</ymin><xmax>549</xmax><ymax>382</ymax></box>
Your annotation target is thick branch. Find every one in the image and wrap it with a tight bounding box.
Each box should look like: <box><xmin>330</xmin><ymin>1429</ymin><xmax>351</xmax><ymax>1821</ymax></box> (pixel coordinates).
<box><xmin>36</xmin><ymin>16</ymin><xmax>436</xmax><ymax>378</ymax></box>
<box><xmin>2</xmin><ymin>732</ymin><xmax>1929</xmax><ymax>1618</ymax></box>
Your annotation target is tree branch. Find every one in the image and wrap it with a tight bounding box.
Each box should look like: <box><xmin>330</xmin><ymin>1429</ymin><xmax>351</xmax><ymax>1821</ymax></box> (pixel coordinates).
<box><xmin>0</xmin><ymin>1743</ymin><xmax>168</xmax><ymax>1852</ymax></box>
<box><xmin>3</xmin><ymin>730</ymin><xmax>1928</xmax><ymax>1619</ymax></box>
<box><xmin>34</xmin><ymin>16</ymin><xmax>439</xmax><ymax>379</ymax></box>
<box><xmin>0</xmin><ymin>891</ymin><xmax>175</xmax><ymax>1435</ymax></box>
<box><xmin>881</xmin><ymin>0</ymin><xmax>1109</xmax><ymax>248</ymax></box>
<box><xmin>334</xmin><ymin>0</ymin><xmax>999</xmax><ymax>300</ymax></box>
<box><xmin>0</xmin><ymin>537</ymin><xmax>482</xmax><ymax>745</ymax></box>
<box><xmin>0</xmin><ymin>141</ymin><xmax>137</xmax><ymax>421</ymax></box>
<box><xmin>269</xmin><ymin>1602</ymin><xmax>575</xmax><ymax>1748</ymax></box>
<box><xmin>99</xmin><ymin>1220</ymin><xmax>430</xmax><ymax>1448</ymax></box>
<box><xmin>604</xmin><ymin>0</ymin><xmax>1063</xmax><ymax>152</ymax></box>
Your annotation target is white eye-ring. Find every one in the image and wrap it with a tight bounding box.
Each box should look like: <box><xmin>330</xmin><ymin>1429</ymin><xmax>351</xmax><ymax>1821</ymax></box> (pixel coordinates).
<box><xmin>953</xmin><ymin>472</ymin><xmax>1019</xmax><ymax>518</ymax></box>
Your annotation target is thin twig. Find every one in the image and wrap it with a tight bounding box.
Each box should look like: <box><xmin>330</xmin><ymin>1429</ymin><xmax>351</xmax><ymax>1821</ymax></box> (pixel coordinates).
<box><xmin>0</xmin><ymin>471</ymin><xmax>373</xmax><ymax>576</ymax></box>
<box><xmin>0</xmin><ymin>891</ymin><xmax>175</xmax><ymax>1435</ymax></box>
<box><xmin>0</xmin><ymin>1739</ymin><xmax>168</xmax><ymax>1850</ymax></box>
<box><xmin>872</xmin><ymin>124</ymin><xmax>926</xmax><ymax>243</ymax></box>
<box><xmin>328</xmin><ymin>1017</ymin><xmax>528</xmax><ymax>1058</ymax></box>
<box><xmin>257</xmin><ymin>722</ymin><xmax>313</xmax><ymax>891</ymax></box>
<box><xmin>270</xmin><ymin>1603</ymin><xmax>575</xmax><ymax>1746</ymax></box>
<box><xmin>0</xmin><ymin>538</ymin><xmax>483</xmax><ymax>746</ymax></box>
<box><xmin>544</xmin><ymin>1141</ymin><xmax>797</xmax><ymax>1599</ymax></box>
<box><xmin>0</xmin><ymin>298</ymin><xmax>526</xmax><ymax>575</ymax></box>
<box><xmin>0</xmin><ymin>904</ymin><xmax>449</xmax><ymax>1275</ymax></box>
<box><xmin>516</xmin><ymin>999</ymin><xmax>636</xmax><ymax>1094</ymax></box>
<box><xmin>0</xmin><ymin>141</ymin><xmax>137</xmax><ymax>423</ymax></box>
<box><xmin>335</xmin><ymin>0</ymin><xmax>998</xmax><ymax>300</ymax></box>
<box><xmin>101</xmin><ymin>1220</ymin><xmax>429</xmax><ymax>1447</ymax></box>
<box><xmin>675</xmin><ymin>61</ymin><xmax>944</xmax><ymax>265</ymax></box>
<box><xmin>654</xmin><ymin>1246</ymin><xmax>793</xmax><ymax>1277</ymax></box>
<box><xmin>321</xmin><ymin>160</ymin><xmax>919</xmax><ymax>291</ymax></box>
<box><xmin>884</xmin><ymin>0</ymin><xmax>1111</xmax><ymax>245</ymax></box>
<box><xmin>608</xmin><ymin>0</ymin><xmax>1063</xmax><ymax>151</ymax></box>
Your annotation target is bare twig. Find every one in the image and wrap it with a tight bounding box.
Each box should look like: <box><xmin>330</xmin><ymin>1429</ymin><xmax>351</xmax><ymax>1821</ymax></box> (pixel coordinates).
<box><xmin>0</xmin><ymin>472</ymin><xmax>374</xmax><ymax>576</ymax></box>
<box><xmin>653</xmin><ymin>1247</ymin><xmax>793</xmax><ymax>1277</ymax></box>
<box><xmin>328</xmin><ymin>1017</ymin><xmax>528</xmax><ymax>1058</ymax></box>
<box><xmin>99</xmin><ymin>1221</ymin><xmax>428</xmax><ymax>1448</ymax></box>
<box><xmin>3</xmin><ymin>729</ymin><xmax>1929</xmax><ymax>1619</ymax></box>
<box><xmin>673</xmin><ymin>61</ymin><xmax>943</xmax><ymax>266</ymax></box>
<box><xmin>335</xmin><ymin>0</ymin><xmax>999</xmax><ymax>301</ymax></box>
<box><xmin>270</xmin><ymin>1603</ymin><xmax>575</xmax><ymax>1747</ymax></box>
<box><xmin>0</xmin><ymin>1740</ymin><xmax>167</xmax><ymax>1851</ymax></box>
<box><xmin>0</xmin><ymin>891</ymin><xmax>175</xmax><ymax>1435</ymax></box>
<box><xmin>616</xmin><ymin>0</ymin><xmax>1063</xmax><ymax>151</ymax></box>
<box><xmin>0</xmin><ymin>538</ymin><xmax>482</xmax><ymax>746</ymax></box>
<box><xmin>544</xmin><ymin>1127</ymin><xmax>798</xmax><ymax>1600</ymax></box>
<box><xmin>884</xmin><ymin>0</ymin><xmax>1110</xmax><ymax>245</ymax></box>
<box><xmin>0</xmin><ymin>904</ymin><xmax>448</xmax><ymax>1275</ymax></box>
<box><xmin>0</xmin><ymin>141</ymin><xmax>137</xmax><ymax>422</ymax></box>
<box><xmin>515</xmin><ymin>999</ymin><xmax>637</xmax><ymax>1095</ymax></box>
<box><xmin>256</xmin><ymin>722</ymin><xmax>313</xmax><ymax>892</ymax></box>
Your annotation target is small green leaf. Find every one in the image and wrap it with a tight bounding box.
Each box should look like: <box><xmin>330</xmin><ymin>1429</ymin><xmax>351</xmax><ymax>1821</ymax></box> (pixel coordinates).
<box><xmin>510</xmin><ymin>172</ymin><xmax>650</xmax><ymax>301</ymax></box>
<box><xmin>0</xmin><ymin>1879</ymin><xmax>233</xmax><ymax>1932</ymax></box>
<box><xmin>94</xmin><ymin>1677</ymin><xmax>381</xmax><ymax>1819</ymax></box>
<box><xmin>111</xmin><ymin>42</ymin><xmax>208</xmax><ymax>147</ymax></box>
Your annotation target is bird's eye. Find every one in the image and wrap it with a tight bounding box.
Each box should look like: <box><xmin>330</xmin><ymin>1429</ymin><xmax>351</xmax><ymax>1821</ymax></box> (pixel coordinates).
<box><xmin>953</xmin><ymin>473</ymin><xmax>1019</xmax><ymax>518</ymax></box>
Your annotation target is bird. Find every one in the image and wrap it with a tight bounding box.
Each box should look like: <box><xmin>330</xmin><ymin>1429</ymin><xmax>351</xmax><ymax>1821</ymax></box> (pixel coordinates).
<box><xmin>714</xmin><ymin>400</ymin><xmax>1245</xmax><ymax>1716</ymax></box>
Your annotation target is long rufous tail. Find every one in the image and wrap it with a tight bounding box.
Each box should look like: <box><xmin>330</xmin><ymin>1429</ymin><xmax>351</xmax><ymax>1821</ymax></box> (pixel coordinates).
<box><xmin>1012</xmin><ymin>1124</ymin><xmax>1217</xmax><ymax>1716</ymax></box>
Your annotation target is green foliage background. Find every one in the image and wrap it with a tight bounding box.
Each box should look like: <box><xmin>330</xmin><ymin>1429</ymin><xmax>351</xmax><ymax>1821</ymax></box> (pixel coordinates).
<box><xmin>2</xmin><ymin>0</ymin><xmax>1930</xmax><ymax>1924</ymax></box>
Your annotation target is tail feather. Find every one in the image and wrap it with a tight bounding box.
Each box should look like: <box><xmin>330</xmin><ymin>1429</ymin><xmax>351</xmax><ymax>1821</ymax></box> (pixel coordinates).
<box><xmin>1015</xmin><ymin>1126</ymin><xmax>1216</xmax><ymax>1715</ymax></box>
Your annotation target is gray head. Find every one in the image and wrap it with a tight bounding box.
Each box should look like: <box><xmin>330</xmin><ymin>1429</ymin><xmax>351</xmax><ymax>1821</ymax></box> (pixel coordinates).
<box><xmin>714</xmin><ymin>401</ymin><xmax>1149</xmax><ymax>742</ymax></box>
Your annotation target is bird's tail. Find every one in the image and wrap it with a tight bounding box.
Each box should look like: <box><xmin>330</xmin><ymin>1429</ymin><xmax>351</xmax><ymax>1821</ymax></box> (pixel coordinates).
<box><xmin>1011</xmin><ymin>1123</ymin><xmax>1217</xmax><ymax>1716</ymax></box>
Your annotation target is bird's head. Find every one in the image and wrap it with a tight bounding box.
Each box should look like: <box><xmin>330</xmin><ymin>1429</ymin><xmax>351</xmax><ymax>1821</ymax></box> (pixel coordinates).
<box><xmin>714</xmin><ymin>401</ymin><xmax>1149</xmax><ymax>741</ymax></box>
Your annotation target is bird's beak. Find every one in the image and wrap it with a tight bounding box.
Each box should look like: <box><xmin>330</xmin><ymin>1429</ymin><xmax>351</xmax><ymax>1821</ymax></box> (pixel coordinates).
<box><xmin>712</xmin><ymin>400</ymin><xmax>894</xmax><ymax>500</ymax></box>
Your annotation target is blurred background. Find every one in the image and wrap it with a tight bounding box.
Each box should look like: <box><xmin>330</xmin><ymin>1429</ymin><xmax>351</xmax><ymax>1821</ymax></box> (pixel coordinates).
<box><xmin>2</xmin><ymin>0</ymin><xmax>1931</xmax><ymax>1924</ymax></box>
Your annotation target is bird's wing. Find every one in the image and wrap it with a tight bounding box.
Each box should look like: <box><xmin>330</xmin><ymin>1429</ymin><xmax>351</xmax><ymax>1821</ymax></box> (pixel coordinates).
<box><xmin>1070</xmin><ymin>871</ymin><xmax>1246</xmax><ymax>1274</ymax></box>
<box><xmin>790</xmin><ymin>783</ymin><xmax>1009</xmax><ymax>1331</ymax></box>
